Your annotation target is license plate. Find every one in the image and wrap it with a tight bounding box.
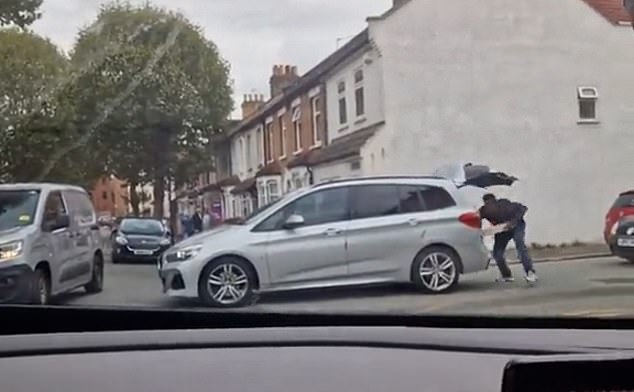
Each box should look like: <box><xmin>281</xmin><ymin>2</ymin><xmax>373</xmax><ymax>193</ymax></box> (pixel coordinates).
<box><xmin>134</xmin><ymin>249</ymin><xmax>154</xmax><ymax>255</ymax></box>
<box><xmin>617</xmin><ymin>237</ymin><xmax>634</xmax><ymax>247</ymax></box>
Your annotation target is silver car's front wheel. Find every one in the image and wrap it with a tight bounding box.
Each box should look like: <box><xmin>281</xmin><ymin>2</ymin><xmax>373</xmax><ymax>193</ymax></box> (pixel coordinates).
<box><xmin>413</xmin><ymin>247</ymin><xmax>460</xmax><ymax>293</ymax></box>
<box><xmin>198</xmin><ymin>257</ymin><xmax>257</xmax><ymax>307</ymax></box>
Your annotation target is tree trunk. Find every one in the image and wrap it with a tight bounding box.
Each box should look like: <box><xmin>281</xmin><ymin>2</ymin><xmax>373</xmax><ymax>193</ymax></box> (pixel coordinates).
<box><xmin>152</xmin><ymin>124</ymin><xmax>171</xmax><ymax>218</ymax></box>
<box><xmin>153</xmin><ymin>175</ymin><xmax>165</xmax><ymax>218</ymax></box>
<box><xmin>129</xmin><ymin>181</ymin><xmax>140</xmax><ymax>216</ymax></box>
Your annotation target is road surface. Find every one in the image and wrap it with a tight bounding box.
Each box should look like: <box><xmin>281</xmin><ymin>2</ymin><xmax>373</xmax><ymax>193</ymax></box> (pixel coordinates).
<box><xmin>58</xmin><ymin>256</ymin><xmax>634</xmax><ymax>317</ymax></box>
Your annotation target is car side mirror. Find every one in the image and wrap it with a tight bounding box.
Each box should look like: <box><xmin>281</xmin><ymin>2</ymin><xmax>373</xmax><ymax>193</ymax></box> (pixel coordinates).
<box><xmin>45</xmin><ymin>214</ymin><xmax>70</xmax><ymax>231</ymax></box>
<box><xmin>283</xmin><ymin>214</ymin><xmax>305</xmax><ymax>230</ymax></box>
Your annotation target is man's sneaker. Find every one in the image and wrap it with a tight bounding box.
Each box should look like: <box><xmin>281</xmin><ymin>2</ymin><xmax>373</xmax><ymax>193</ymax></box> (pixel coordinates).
<box><xmin>525</xmin><ymin>271</ymin><xmax>538</xmax><ymax>283</ymax></box>
<box><xmin>496</xmin><ymin>276</ymin><xmax>515</xmax><ymax>283</ymax></box>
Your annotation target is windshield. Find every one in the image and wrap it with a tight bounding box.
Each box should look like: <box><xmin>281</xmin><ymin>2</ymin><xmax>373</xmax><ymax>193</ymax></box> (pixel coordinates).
<box><xmin>0</xmin><ymin>190</ymin><xmax>40</xmax><ymax>231</ymax></box>
<box><xmin>243</xmin><ymin>189</ymin><xmax>302</xmax><ymax>224</ymax></box>
<box><xmin>3</xmin><ymin>0</ymin><xmax>634</xmax><ymax>322</ymax></box>
<box><xmin>119</xmin><ymin>219</ymin><xmax>165</xmax><ymax>236</ymax></box>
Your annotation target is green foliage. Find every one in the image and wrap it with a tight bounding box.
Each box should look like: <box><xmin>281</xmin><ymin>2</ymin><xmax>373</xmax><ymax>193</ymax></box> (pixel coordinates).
<box><xmin>0</xmin><ymin>28</ymin><xmax>97</xmax><ymax>186</ymax></box>
<box><xmin>70</xmin><ymin>1</ymin><xmax>233</xmax><ymax>214</ymax></box>
<box><xmin>0</xmin><ymin>0</ymin><xmax>43</xmax><ymax>28</ymax></box>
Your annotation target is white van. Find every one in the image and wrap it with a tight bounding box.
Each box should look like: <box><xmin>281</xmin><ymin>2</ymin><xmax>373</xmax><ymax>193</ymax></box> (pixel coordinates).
<box><xmin>0</xmin><ymin>183</ymin><xmax>105</xmax><ymax>304</ymax></box>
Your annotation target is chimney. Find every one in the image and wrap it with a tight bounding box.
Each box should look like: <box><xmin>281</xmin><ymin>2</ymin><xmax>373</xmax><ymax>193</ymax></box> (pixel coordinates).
<box><xmin>269</xmin><ymin>64</ymin><xmax>300</xmax><ymax>98</ymax></box>
<box><xmin>241</xmin><ymin>93</ymin><xmax>265</xmax><ymax>120</ymax></box>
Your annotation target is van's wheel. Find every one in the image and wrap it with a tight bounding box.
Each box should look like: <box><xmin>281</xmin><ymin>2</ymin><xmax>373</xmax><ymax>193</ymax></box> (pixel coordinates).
<box><xmin>32</xmin><ymin>268</ymin><xmax>51</xmax><ymax>305</ymax></box>
<box><xmin>84</xmin><ymin>253</ymin><xmax>104</xmax><ymax>293</ymax></box>
<box><xmin>198</xmin><ymin>257</ymin><xmax>257</xmax><ymax>308</ymax></box>
<box><xmin>412</xmin><ymin>246</ymin><xmax>460</xmax><ymax>294</ymax></box>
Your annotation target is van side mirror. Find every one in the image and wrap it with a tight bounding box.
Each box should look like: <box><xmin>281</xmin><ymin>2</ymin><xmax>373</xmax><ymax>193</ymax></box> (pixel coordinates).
<box><xmin>44</xmin><ymin>213</ymin><xmax>70</xmax><ymax>231</ymax></box>
<box><xmin>283</xmin><ymin>214</ymin><xmax>305</xmax><ymax>230</ymax></box>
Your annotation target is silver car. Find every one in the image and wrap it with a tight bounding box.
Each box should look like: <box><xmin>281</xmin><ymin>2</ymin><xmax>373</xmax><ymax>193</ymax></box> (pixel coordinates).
<box><xmin>0</xmin><ymin>183</ymin><xmax>105</xmax><ymax>304</ymax></box>
<box><xmin>158</xmin><ymin>176</ymin><xmax>490</xmax><ymax>307</ymax></box>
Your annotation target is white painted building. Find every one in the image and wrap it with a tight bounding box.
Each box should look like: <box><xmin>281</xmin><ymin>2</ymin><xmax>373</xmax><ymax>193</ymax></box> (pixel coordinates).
<box><xmin>312</xmin><ymin>31</ymin><xmax>387</xmax><ymax>183</ymax></box>
<box><xmin>343</xmin><ymin>0</ymin><xmax>634</xmax><ymax>244</ymax></box>
<box><xmin>226</xmin><ymin>121</ymin><xmax>265</xmax><ymax>218</ymax></box>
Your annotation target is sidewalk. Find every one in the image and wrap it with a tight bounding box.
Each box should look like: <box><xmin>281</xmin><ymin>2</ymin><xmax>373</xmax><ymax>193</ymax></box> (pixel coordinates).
<box><xmin>507</xmin><ymin>242</ymin><xmax>611</xmax><ymax>263</ymax></box>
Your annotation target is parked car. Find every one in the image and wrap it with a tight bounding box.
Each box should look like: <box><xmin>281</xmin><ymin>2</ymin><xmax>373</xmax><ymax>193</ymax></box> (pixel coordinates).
<box><xmin>604</xmin><ymin>190</ymin><xmax>634</xmax><ymax>249</ymax></box>
<box><xmin>0</xmin><ymin>183</ymin><xmax>104</xmax><ymax>305</ymax></box>
<box><xmin>608</xmin><ymin>216</ymin><xmax>634</xmax><ymax>262</ymax></box>
<box><xmin>112</xmin><ymin>217</ymin><xmax>172</xmax><ymax>263</ymax></box>
<box><xmin>158</xmin><ymin>176</ymin><xmax>490</xmax><ymax>308</ymax></box>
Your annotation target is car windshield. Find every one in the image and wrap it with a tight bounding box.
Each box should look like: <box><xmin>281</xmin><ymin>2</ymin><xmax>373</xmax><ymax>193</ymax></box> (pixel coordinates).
<box><xmin>119</xmin><ymin>219</ymin><xmax>164</xmax><ymax>236</ymax></box>
<box><xmin>3</xmin><ymin>0</ymin><xmax>634</xmax><ymax>322</ymax></box>
<box><xmin>243</xmin><ymin>189</ymin><xmax>302</xmax><ymax>224</ymax></box>
<box><xmin>0</xmin><ymin>190</ymin><xmax>40</xmax><ymax>231</ymax></box>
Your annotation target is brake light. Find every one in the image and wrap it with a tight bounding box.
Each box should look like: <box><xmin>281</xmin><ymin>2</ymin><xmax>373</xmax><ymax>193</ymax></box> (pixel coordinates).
<box><xmin>459</xmin><ymin>212</ymin><xmax>482</xmax><ymax>229</ymax></box>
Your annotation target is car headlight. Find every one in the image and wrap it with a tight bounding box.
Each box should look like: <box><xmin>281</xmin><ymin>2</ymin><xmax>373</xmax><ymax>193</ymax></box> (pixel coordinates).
<box><xmin>165</xmin><ymin>244</ymin><xmax>202</xmax><ymax>263</ymax></box>
<box><xmin>0</xmin><ymin>240</ymin><xmax>24</xmax><ymax>261</ymax></box>
<box><xmin>160</xmin><ymin>238</ymin><xmax>171</xmax><ymax>246</ymax></box>
<box><xmin>115</xmin><ymin>235</ymin><xmax>128</xmax><ymax>245</ymax></box>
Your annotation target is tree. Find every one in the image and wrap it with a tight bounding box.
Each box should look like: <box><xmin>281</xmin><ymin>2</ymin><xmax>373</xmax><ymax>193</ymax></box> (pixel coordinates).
<box><xmin>70</xmin><ymin>2</ymin><xmax>232</xmax><ymax>217</ymax></box>
<box><xmin>0</xmin><ymin>28</ymin><xmax>97</xmax><ymax>186</ymax></box>
<box><xmin>0</xmin><ymin>0</ymin><xmax>43</xmax><ymax>28</ymax></box>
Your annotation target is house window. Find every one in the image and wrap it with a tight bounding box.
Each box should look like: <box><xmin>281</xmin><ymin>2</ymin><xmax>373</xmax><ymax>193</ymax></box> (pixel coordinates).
<box><xmin>578</xmin><ymin>86</ymin><xmax>598</xmax><ymax>122</ymax></box>
<box><xmin>241</xmin><ymin>194</ymin><xmax>252</xmax><ymax>217</ymax></box>
<box><xmin>267</xmin><ymin>180</ymin><xmax>280</xmax><ymax>202</ymax></box>
<box><xmin>354</xmin><ymin>69</ymin><xmax>365</xmax><ymax>117</ymax></box>
<box><xmin>338</xmin><ymin>81</ymin><xmax>347</xmax><ymax>125</ymax></box>
<box><xmin>256</xmin><ymin>126</ymin><xmax>263</xmax><ymax>166</ymax></box>
<box><xmin>292</xmin><ymin>106</ymin><xmax>302</xmax><ymax>153</ymax></box>
<box><xmin>278</xmin><ymin>115</ymin><xmax>287</xmax><ymax>158</ymax></box>
<box><xmin>310</xmin><ymin>96</ymin><xmax>322</xmax><ymax>145</ymax></box>
<box><xmin>246</xmin><ymin>134</ymin><xmax>252</xmax><ymax>172</ymax></box>
<box><xmin>102</xmin><ymin>191</ymin><xmax>107</xmax><ymax>200</ymax></box>
<box><xmin>266</xmin><ymin>122</ymin><xmax>274</xmax><ymax>162</ymax></box>
<box><xmin>238</xmin><ymin>137</ymin><xmax>245</xmax><ymax>175</ymax></box>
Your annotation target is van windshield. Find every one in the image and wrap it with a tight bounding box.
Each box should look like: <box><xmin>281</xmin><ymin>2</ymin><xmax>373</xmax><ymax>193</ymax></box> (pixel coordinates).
<box><xmin>0</xmin><ymin>190</ymin><xmax>40</xmax><ymax>232</ymax></box>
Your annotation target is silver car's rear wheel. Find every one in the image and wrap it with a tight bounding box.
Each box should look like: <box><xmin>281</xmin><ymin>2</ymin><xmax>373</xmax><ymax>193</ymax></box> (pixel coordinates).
<box><xmin>198</xmin><ymin>257</ymin><xmax>257</xmax><ymax>307</ymax></box>
<box><xmin>413</xmin><ymin>247</ymin><xmax>460</xmax><ymax>293</ymax></box>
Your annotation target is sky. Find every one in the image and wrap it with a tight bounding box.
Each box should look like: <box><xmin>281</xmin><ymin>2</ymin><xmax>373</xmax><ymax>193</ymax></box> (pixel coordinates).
<box><xmin>32</xmin><ymin>0</ymin><xmax>392</xmax><ymax>118</ymax></box>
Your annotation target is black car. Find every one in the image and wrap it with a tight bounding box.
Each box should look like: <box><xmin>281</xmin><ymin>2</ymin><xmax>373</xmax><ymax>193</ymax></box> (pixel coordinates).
<box><xmin>609</xmin><ymin>215</ymin><xmax>634</xmax><ymax>262</ymax></box>
<box><xmin>111</xmin><ymin>218</ymin><xmax>172</xmax><ymax>263</ymax></box>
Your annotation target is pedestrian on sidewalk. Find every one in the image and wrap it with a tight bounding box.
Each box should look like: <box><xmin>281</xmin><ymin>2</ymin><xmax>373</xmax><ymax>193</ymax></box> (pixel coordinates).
<box><xmin>479</xmin><ymin>193</ymin><xmax>538</xmax><ymax>284</ymax></box>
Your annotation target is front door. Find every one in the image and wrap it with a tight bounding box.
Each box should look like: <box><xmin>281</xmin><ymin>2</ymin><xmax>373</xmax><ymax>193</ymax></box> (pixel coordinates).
<box><xmin>257</xmin><ymin>186</ymin><xmax>350</xmax><ymax>286</ymax></box>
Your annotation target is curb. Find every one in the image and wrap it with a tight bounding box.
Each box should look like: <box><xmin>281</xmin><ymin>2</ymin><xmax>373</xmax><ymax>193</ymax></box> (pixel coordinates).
<box><xmin>509</xmin><ymin>252</ymin><xmax>613</xmax><ymax>265</ymax></box>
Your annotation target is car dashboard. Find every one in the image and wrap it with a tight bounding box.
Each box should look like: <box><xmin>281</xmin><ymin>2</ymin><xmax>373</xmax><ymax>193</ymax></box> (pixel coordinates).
<box><xmin>2</xmin><ymin>325</ymin><xmax>634</xmax><ymax>392</ymax></box>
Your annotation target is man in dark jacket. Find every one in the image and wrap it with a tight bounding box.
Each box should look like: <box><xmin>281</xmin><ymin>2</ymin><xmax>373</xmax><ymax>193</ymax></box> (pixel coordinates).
<box><xmin>479</xmin><ymin>193</ymin><xmax>537</xmax><ymax>283</ymax></box>
<box><xmin>191</xmin><ymin>209</ymin><xmax>203</xmax><ymax>233</ymax></box>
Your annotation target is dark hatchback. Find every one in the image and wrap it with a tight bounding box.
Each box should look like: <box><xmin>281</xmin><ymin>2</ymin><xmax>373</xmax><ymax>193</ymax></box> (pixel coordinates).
<box><xmin>609</xmin><ymin>215</ymin><xmax>634</xmax><ymax>262</ymax></box>
<box><xmin>111</xmin><ymin>218</ymin><xmax>172</xmax><ymax>263</ymax></box>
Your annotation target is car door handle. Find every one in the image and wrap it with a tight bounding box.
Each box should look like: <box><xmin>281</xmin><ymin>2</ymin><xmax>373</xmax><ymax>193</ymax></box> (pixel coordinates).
<box><xmin>323</xmin><ymin>228</ymin><xmax>343</xmax><ymax>236</ymax></box>
<box><xmin>406</xmin><ymin>218</ymin><xmax>421</xmax><ymax>226</ymax></box>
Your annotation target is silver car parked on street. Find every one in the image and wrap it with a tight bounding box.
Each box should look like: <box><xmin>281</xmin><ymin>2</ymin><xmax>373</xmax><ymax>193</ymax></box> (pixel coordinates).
<box><xmin>158</xmin><ymin>176</ymin><xmax>490</xmax><ymax>307</ymax></box>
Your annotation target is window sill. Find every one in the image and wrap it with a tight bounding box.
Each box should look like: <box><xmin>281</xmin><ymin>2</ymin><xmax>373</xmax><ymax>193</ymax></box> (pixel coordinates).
<box><xmin>309</xmin><ymin>142</ymin><xmax>322</xmax><ymax>150</ymax></box>
<box><xmin>266</xmin><ymin>159</ymin><xmax>274</xmax><ymax>164</ymax></box>
<box><xmin>338</xmin><ymin>125</ymin><xmax>349</xmax><ymax>133</ymax></box>
<box><xmin>279</xmin><ymin>155</ymin><xmax>287</xmax><ymax>161</ymax></box>
<box><xmin>354</xmin><ymin>117</ymin><xmax>367</xmax><ymax>125</ymax></box>
<box><xmin>577</xmin><ymin>119</ymin><xmax>600</xmax><ymax>125</ymax></box>
<box><xmin>293</xmin><ymin>149</ymin><xmax>303</xmax><ymax>156</ymax></box>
